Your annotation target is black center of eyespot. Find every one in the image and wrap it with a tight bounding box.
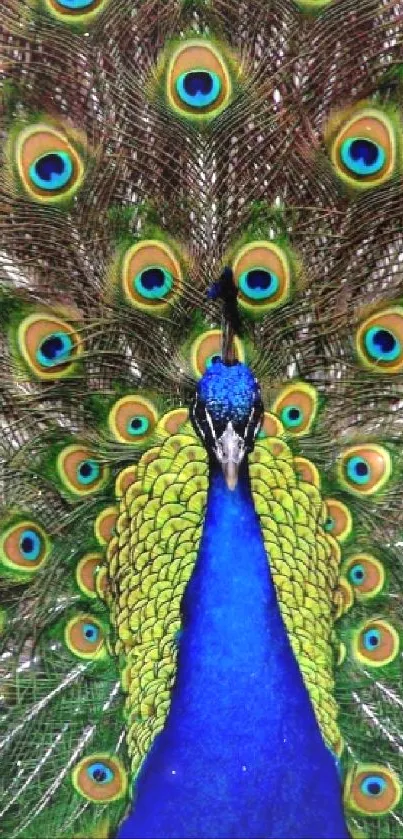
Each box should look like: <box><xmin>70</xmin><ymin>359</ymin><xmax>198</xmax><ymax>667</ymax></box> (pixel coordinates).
<box><xmin>289</xmin><ymin>408</ymin><xmax>300</xmax><ymax>421</ymax></box>
<box><xmin>350</xmin><ymin>139</ymin><xmax>379</xmax><ymax>167</ymax></box>
<box><xmin>93</xmin><ymin>768</ymin><xmax>107</xmax><ymax>783</ymax></box>
<box><xmin>355</xmin><ymin>569</ymin><xmax>364</xmax><ymax>580</ymax></box>
<box><xmin>184</xmin><ymin>71</ymin><xmax>213</xmax><ymax>96</ymax></box>
<box><xmin>368</xmin><ymin>633</ymin><xmax>379</xmax><ymax>647</ymax></box>
<box><xmin>373</xmin><ymin>328</ymin><xmax>396</xmax><ymax>354</ymax></box>
<box><xmin>368</xmin><ymin>781</ymin><xmax>381</xmax><ymax>795</ymax></box>
<box><xmin>130</xmin><ymin>418</ymin><xmax>142</xmax><ymax>430</ymax></box>
<box><xmin>79</xmin><ymin>463</ymin><xmax>93</xmax><ymax>478</ymax></box>
<box><xmin>355</xmin><ymin>461</ymin><xmax>368</xmax><ymax>476</ymax></box>
<box><xmin>85</xmin><ymin>628</ymin><xmax>95</xmax><ymax>639</ymax></box>
<box><xmin>40</xmin><ymin>335</ymin><xmax>64</xmax><ymax>360</ymax></box>
<box><xmin>246</xmin><ymin>269</ymin><xmax>273</xmax><ymax>290</ymax></box>
<box><xmin>140</xmin><ymin>268</ymin><xmax>165</xmax><ymax>290</ymax></box>
<box><xmin>35</xmin><ymin>153</ymin><xmax>65</xmax><ymax>182</ymax></box>
<box><xmin>21</xmin><ymin>536</ymin><xmax>34</xmax><ymax>553</ymax></box>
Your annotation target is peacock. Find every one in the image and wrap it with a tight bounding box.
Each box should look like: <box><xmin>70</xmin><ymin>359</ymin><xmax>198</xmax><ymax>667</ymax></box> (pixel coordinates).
<box><xmin>1</xmin><ymin>0</ymin><xmax>403</xmax><ymax>836</ymax></box>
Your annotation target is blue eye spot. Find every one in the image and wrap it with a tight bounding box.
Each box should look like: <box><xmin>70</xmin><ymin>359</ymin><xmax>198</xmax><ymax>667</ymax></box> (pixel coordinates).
<box><xmin>29</xmin><ymin>151</ymin><xmax>73</xmax><ymax>191</ymax></box>
<box><xmin>176</xmin><ymin>70</ymin><xmax>221</xmax><ymax>109</ymax></box>
<box><xmin>280</xmin><ymin>405</ymin><xmax>303</xmax><ymax>428</ymax></box>
<box><xmin>349</xmin><ymin>563</ymin><xmax>366</xmax><ymax>585</ymax></box>
<box><xmin>363</xmin><ymin>628</ymin><xmax>381</xmax><ymax>650</ymax></box>
<box><xmin>360</xmin><ymin>775</ymin><xmax>386</xmax><ymax>797</ymax></box>
<box><xmin>340</xmin><ymin>138</ymin><xmax>385</xmax><ymax>177</ymax></box>
<box><xmin>365</xmin><ymin>326</ymin><xmax>400</xmax><ymax>362</ymax></box>
<box><xmin>346</xmin><ymin>455</ymin><xmax>371</xmax><ymax>485</ymax></box>
<box><xmin>239</xmin><ymin>268</ymin><xmax>279</xmax><ymax>301</ymax></box>
<box><xmin>87</xmin><ymin>761</ymin><xmax>114</xmax><ymax>784</ymax></box>
<box><xmin>19</xmin><ymin>529</ymin><xmax>41</xmax><ymax>561</ymax></box>
<box><xmin>127</xmin><ymin>416</ymin><xmax>150</xmax><ymax>437</ymax></box>
<box><xmin>134</xmin><ymin>267</ymin><xmax>173</xmax><ymax>300</ymax></box>
<box><xmin>37</xmin><ymin>332</ymin><xmax>73</xmax><ymax>368</ymax></box>
<box><xmin>77</xmin><ymin>460</ymin><xmax>101</xmax><ymax>486</ymax></box>
<box><xmin>324</xmin><ymin>517</ymin><xmax>335</xmax><ymax>533</ymax></box>
<box><xmin>82</xmin><ymin>622</ymin><xmax>100</xmax><ymax>643</ymax></box>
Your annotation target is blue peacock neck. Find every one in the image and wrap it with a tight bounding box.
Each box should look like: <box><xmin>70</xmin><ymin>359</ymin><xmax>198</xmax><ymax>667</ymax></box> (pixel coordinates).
<box><xmin>118</xmin><ymin>460</ymin><xmax>349</xmax><ymax>839</ymax></box>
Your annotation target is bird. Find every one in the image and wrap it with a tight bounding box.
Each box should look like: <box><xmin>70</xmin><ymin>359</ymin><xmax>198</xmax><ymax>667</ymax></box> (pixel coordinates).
<box><xmin>1</xmin><ymin>0</ymin><xmax>403</xmax><ymax>837</ymax></box>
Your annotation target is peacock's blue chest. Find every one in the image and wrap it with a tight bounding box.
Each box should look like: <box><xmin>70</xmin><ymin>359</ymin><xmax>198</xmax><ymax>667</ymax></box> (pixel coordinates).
<box><xmin>118</xmin><ymin>465</ymin><xmax>348</xmax><ymax>839</ymax></box>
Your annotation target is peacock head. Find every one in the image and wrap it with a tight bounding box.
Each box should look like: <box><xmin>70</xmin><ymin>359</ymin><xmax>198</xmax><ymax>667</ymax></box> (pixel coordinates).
<box><xmin>190</xmin><ymin>358</ymin><xmax>264</xmax><ymax>490</ymax></box>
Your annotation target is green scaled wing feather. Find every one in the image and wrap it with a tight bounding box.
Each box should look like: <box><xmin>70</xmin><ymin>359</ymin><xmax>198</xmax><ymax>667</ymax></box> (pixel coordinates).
<box><xmin>1</xmin><ymin>0</ymin><xmax>403</xmax><ymax>837</ymax></box>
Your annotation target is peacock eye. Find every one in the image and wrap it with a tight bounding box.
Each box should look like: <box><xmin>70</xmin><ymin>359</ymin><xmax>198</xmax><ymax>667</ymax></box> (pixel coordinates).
<box><xmin>87</xmin><ymin>761</ymin><xmax>114</xmax><ymax>784</ymax></box>
<box><xmin>166</xmin><ymin>40</ymin><xmax>231</xmax><ymax>119</ymax></box>
<box><xmin>356</xmin><ymin>308</ymin><xmax>403</xmax><ymax>373</ymax></box>
<box><xmin>15</xmin><ymin>124</ymin><xmax>84</xmax><ymax>203</ymax></box>
<box><xmin>345</xmin><ymin>764</ymin><xmax>401</xmax><ymax>815</ymax></box>
<box><xmin>232</xmin><ymin>242</ymin><xmax>292</xmax><ymax>316</ymax></box>
<box><xmin>346</xmin><ymin>455</ymin><xmax>371</xmax><ymax>485</ymax></box>
<box><xmin>17</xmin><ymin>314</ymin><xmax>82</xmax><ymax>381</ymax></box>
<box><xmin>29</xmin><ymin>151</ymin><xmax>73</xmax><ymax>191</ymax></box>
<box><xmin>175</xmin><ymin>70</ymin><xmax>222</xmax><ymax>109</ymax></box>
<box><xmin>239</xmin><ymin>268</ymin><xmax>280</xmax><ymax>300</ymax></box>
<box><xmin>348</xmin><ymin>563</ymin><xmax>365</xmax><ymax>585</ymax></box>
<box><xmin>328</xmin><ymin>107</ymin><xmax>396</xmax><ymax>189</ymax></box>
<box><xmin>108</xmin><ymin>396</ymin><xmax>158</xmax><ymax>445</ymax></box>
<box><xmin>77</xmin><ymin>460</ymin><xmax>101</xmax><ymax>486</ymax></box>
<box><xmin>190</xmin><ymin>330</ymin><xmax>245</xmax><ymax>379</ymax></box>
<box><xmin>56</xmin><ymin>0</ymin><xmax>97</xmax><ymax>7</ymax></box>
<box><xmin>362</xmin><ymin>627</ymin><xmax>381</xmax><ymax>650</ymax></box>
<box><xmin>343</xmin><ymin>554</ymin><xmax>385</xmax><ymax>600</ymax></box>
<box><xmin>340</xmin><ymin>138</ymin><xmax>385</xmax><ymax>177</ymax></box>
<box><xmin>36</xmin><ymin>332</ymin><xmax>74</xmax><ymax>368</ymax></box>
<box><xmin>324</xmin><ymin>516</ymin><xmax>335</xmax><ymax>532</ymax></box>
<box><xmin>360</xmin><ymin>776</ymin><xmax>386</xmax><ymax>797</ymax></box>
<box><xmin>280</xmin><ymin>405</ymin><xmax>303</xmax><ymax>429</ymax></box>
<box><xmin>353</xmin><ymin>619</ymin><xmax>399</xmax><ymax>667</ymax></box>
<box><xmin>134</xmin><ymin>267</ymin><xmax>173</xmax><ymax>300</ymax></box>
<box><xmin>72</xmin><ymin>754</ymin><xmax>127</xmax><ymax>802</ymax></box>
<box><xmin>19</xmin><ymin>529</ymin><xmax>42</xmax><ymax>561</ymax></box>
<box><xmin>0</xmin><ymin>520</ymin><xmax>50</xmax><ymax>577</ymax></box>
<box><xmin>44</xmin><ymin>0</ymin><xmax>109</xmax><ymax>21</ymax></box>
<box><xmin>57</xmin><ymin>445</ymin><xmax>109</xmax><ymax>496</ymax></box>
<box><xmin>272</xmin><ymin>383</ymin><xmax>317</xmax><ymax>436</ymax></box>
<box><xmin>338</xmin><ymin>445</ymin><xmax>391</xmax><ymax>496</ymax></box>
<box><xmin>65</xmin><ymin>614</ymin><xmax>106</xmax><ymax>659</ymax></box>
<box><xmin>119</xmin><ymin>240</ymin><xmax>182</xmax><ymax>314</ymax></box>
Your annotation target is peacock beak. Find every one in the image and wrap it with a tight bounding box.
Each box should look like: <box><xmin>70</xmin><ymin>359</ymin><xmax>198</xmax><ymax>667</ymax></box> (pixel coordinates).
<box><xmin>215</xmin><ymin>421</ymin><xmax>246</xmax><ymax>491</ymax></box>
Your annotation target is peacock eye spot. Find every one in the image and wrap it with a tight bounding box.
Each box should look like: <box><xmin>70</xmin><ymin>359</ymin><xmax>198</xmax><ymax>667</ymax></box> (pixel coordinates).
<box><xmin>127</xmin><ymin>415</ymin><xmax>150</xmax><ymax>437</ymax></box>
<box><xmin>346</xmin><ymin>455</ymin><xmax>370</xmax><ymax>485</ymax></box>
<box><xmin>363</xmin><ymin>628</ymin><xmax>381</xmax><ymax>650</ymax></box>
<box><xmin>281</xmin><ymin>405</ymin><xmax>303</xmax><ymax>428</ymax></box>
<box><xmin>324</xmin><ymin>516</ymin><xmax>335</xmax><ymax>532</ymax></box>
<box><xmin>56</xmin><ymin>0</ymin><xmax>96</xmax><ymax>7</ymax></box>
<box><xmin>37</xmin><ymin>332</ymin><xmax>73</xmax><ymax>368</ymax></box>
<box><xmin>349</xmin><ymin>563</ymin><xmax>366</xmax><ymax>585</ymax></box>
<box><xmin>19</xmin><ymin>529</ymin><xmax>42</xmax><ymax>561</ymax></box>
<box><xmin>87</xmin><ymin>761</ymin><xmax>114</xmax><ymax>785</ymax></box>
<box><xmin>82</xmin><ymin>622</ymin><xmax>99</xmax><ymax>642</ymax></box>
<box><xmin>176</xmin><ymin>70</ymin><xmax>221</xmax><ymax>109</ymax></box>
<box><xmin>29</xmin><ymin>151</ymin><xmax>73</xmax><ymax>191</ymax></box>
<box><xmin>340</xmin><ymin>137</ymin><xmax>385</xmax><ymax>177</ymax></box>
<box><xmin>364</xmin><ymin>326</ymin><xmax>400</xmax><ymax>362</ymax></box>
<box><xmin>360</xmin><ymin>776</ymin><xmax>386</xmax><ymax>797</ymax></box>
<box><xmin>239</xmin><ymin>268</ymin><xmax>279</xmax><ymax>301</ymax></box>
<box><xmin>77</xmin><ymin>460</ymin><xmax>101</xmax><ymax>485</ymax></box>
<box><xmin>134</xmin><ymin>267</ymin><xmax>173</xmax><ymax>301</ymax></box>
